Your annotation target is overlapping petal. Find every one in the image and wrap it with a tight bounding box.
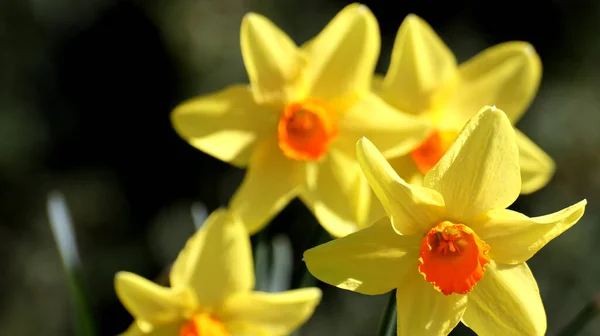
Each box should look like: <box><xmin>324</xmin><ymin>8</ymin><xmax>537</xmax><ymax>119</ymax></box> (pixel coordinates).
<box><xmin>335</xmin><ymin>93</ymin><xmax>430</xmax><ymax>159</ymax></box>
<box><xmin>303</xmin><ymin>3</ymin><xmax>380</xmax><ymax>101</ymax></box>
<box><xmin>115</xmin><ymin>272</ymin><xmax>194</xmax><ymax>332</ymax></box>
<box><xmin>241</xmin><ymin>13</ymin><xmax>306</xmax><ymax>105</ymax></box>
<box><xmin>175</xmin><ymin>210</ymin><xmax>254</xmax><ymax>309</ymax></box>
<box><xmin>304</xmin><ymin>217</ymin><xmax>420</xmax><ymax>295</ymax></box>
<box><xmin>396</xmin><ymin>270</ymin><xmax>468</xmax><ymax>336</ymax></box>
<box><xmin>424</xmin><ymin>106</ymin><xmax>520</xmax><ymax>220</ymax></box>
<box><xmin>300</xmin><ymin>149</ymin><xmax>374</xmax><ymax>237</ymax></box>
<box><xmin>171</xmin><ymin>85</ymin><xmax>276</xmax><ymax>167</ymax></box>
<box><xmin>120</xmin><ymin>323</ymin><xmax>182</xmax><ymax>336</ymax></box>
<box><xmin>462</xmin><ymin>261</ymin><xmax>546</xmax><ymax>336</ymax></box>
<box><xmin>515</xmin><ymin>129</ymin><xmax>555</xmax><ymax>194</ymax></box>
<box><xmin>470</xmin><ymin>200</ymin><xmax>586</xmax><ymax>264</ymax></box>
<box><xmin>356</xmin><ymin>137</ymin><xmax>445</xmax><ymax>235</ymax></box>
<box><xmin>229</xmin><ymin>139</ymin><xmax>304</xmax><ymax>234</ymax></box>
<box><xmin>220</xmin><ymin>289</ymin><xmax>322</xmax><ymax>336</ymax></box>
<box><xmin>449</xmin><ymin>42</ymin><xmax>541</xmax><ymax>126</ymax></box>
<box><xmin>380</xmin><ymin>14</ymin><xmax>457</xmax><ymax>115</ymax></box>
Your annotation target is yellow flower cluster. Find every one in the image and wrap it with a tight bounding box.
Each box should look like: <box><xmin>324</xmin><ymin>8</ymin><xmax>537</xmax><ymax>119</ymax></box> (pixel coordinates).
<box><xmin>114</xmin><ymin>3</ymin><xmax>587</xmax><ymax>336</ymax></box>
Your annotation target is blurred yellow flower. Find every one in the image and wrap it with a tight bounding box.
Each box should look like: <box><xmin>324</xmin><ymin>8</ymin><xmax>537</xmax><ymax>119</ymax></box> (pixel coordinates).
<box><xmin>375</xmin><ymin>14</ymin><xmax>554</xmax><ymax>194</ymax></box>
<box><xmin>171</xmin><ymin>4</ymin><xmax>429</xmax><ymax>237</ymax></box>
<box><xmin>115</xmin><ymin>209</ymin><xmax>321</xmax><ymax>336</ymax></box>
<box><xmin>304</xmin><ymin>106</ymin><xmax>586</xmax><ymax>335</ymax></box>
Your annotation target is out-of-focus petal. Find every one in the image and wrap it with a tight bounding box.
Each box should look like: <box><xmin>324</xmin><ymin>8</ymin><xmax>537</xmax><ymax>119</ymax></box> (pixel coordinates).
<box><xmin>171</xmin><ymin>85</ymin><xmax>276</xmax><ymax>167</ymax></box>
<box><xmin>515</xmin><ymin>129</ymin><xmax>555</xmax><ymax>194</ymax></box>
<box><xmin>229</xmin><ymin>138</ymin><xmax>304</xmax><ymax>234</ymax></box>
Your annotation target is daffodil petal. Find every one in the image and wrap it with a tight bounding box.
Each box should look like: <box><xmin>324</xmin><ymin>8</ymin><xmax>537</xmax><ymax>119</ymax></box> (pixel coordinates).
<box><xmin>356</xmin><ymin>137</ymin><xmax>445</xmax><ymax>235</ymax></box>
<box><xmin>177</xmin><ymin>209</ymin><xmax>254</xmax><ymax>309</ymax></box>
<box><xmin>229</xmin><ymin>138</ymin><xmax>303</xmax><ymax>234</ymax></box>
<box><xmin>396</xmin><ymin>270</ymin><xmax>468</xmax><ymax>336</ymax></box>
<box><xmin>220</xmin><ymin>288</ymin><xmax>322</xmax><ymax>336</ymax></box>
<box><xmin>114</xmin><ymin>272</ymin><xmax>193</xmax><ymax>332</ymax></box>
<box><xmin>424</xmin><ymin>106</ymin><xmax>520</xmax><ymax>220</ymax></box>
<box><xmin>470</xmin><ymin>200</ymin><xmax>586</xmax><ymax>264</ymax></box>
<box><xmin>241</xmin><ymin>13</ymin><xmax>305</xmax><ymax>105</ymax></box>
<box><xmin>120</xmin><ymin>322</ymin><xmax>182</xmax><ymax>336</ymax></box>
<box><xmin>372</xmin><ymin>74</ymin><xmax>385</xmax><ymax>93</ymax></box>
<box><xmin>387</xmin><ymin>154</ymin><xmax>424</xmax><ymax>186</ymax></box>
<box><xmin>461</xmin><ymin>261</ymin><xmax>546</xmax><ymax>336</ymax></box>
<box><xmin>380</xmin><ymin>14</ymin><xmax>457</xmax><ymax>115</ymax></box>
<box><xmin>336</xmin><ymin>93</ymin><xmax>430</xmax><ymax>159</ymax></box>
<box><xmin>303</xmin><ymin>3</ymin><xmax>379</xmax><ymax>101</ymax></box>
<box><xmin>515</xmin><ymin>129</ymin><xmax>555</xmax><ymax>194</ymax></box>
<box><xmin>304</xmin><ymin>217</ymin><xmax>420</xmax><ymax>295</ymax></box>
<box><xmin>171</xmin><ymin>85</ymin><xmax>276</xmax><ymax>167</ymax></box>
<box><xmin>300</xmin><ymin>149</ymin><xmax>376</xmax><ymax>237</ymax></box>
<box><xmin>450</xmin><ymin>42</ymin><xmax>541</xmax><ymax>126</ymax></box>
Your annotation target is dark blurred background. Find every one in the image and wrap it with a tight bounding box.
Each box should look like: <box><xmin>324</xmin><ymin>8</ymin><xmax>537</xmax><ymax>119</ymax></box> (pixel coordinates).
<box><xmin>1</xmin><ymin>0</ymin><xmax>599</xmax><ymax>335</ymax></box>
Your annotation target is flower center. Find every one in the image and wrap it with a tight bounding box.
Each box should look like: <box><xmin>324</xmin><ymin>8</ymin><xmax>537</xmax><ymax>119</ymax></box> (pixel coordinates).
<box><xmin>410</xmin><ymin>129</ymin><xmax>457</xmax><ymax>174</ymax></box>
<box><xmin>418</xmin><ymin>221</ymin><xmax>490</xmax><ymax>295</ymax></box>
<box><xmin>179</xmin><ymin>313</ymin><xmax>230</xmax><ymax>336</ymax></box>
<box><xmin>277</xmin><ymin>98</ymin><xmax>338</xmax><ymax>161</ymax></box>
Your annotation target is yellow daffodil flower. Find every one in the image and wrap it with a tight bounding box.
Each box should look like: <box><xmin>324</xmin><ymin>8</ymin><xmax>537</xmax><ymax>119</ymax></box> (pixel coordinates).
<box><xmin>304</xmin><ymin>106</ymin><xmax>586</xmax><ymax>335</ymax></box>
<box><xmin>375</xmin><ymin>14</ymin><xmax>554</xmax><ymax>194</ymax></box>
<box><xmin>115</xmin><ymin>209</ymin><xmax>321</xmax><ymax>336</ymax></box>
<box><xmin>171</xmin><ymin>4</ymin><xmax>429</xmax><ymax>238</ymax></box>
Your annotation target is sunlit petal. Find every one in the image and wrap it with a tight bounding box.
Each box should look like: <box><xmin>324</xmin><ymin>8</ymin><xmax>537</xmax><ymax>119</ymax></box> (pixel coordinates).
<box><xmin>469</xmin><ymin>200</ymin><xmax>586</xmax><ymax>264</ymax></box>
<box><xmin>175</xmin><ymin>210</ymin><xmax>254</xmax><ymax>309</ymax></box>
<box><xmin>380</xmin><ymin>14</ymin><xmax>457</xmax><ymax>115</ymax></box>
<box><xmin>304</xmin><ymin>3</ymin><xmax>379</xmax><ymax>101</ymax></box>
<box><xmin>396</xmin><ymin>270</ymin><xmax>467</xmax><ymax>336</ymax></box>
<box><xmin>241</xmin><ymin>13</ymin><xmax>306</xmax><ymax>105</ymax></box>
<box><xmin>304</xmin><ymin>217</ymin><xmax>420</xmax><ymax>295</ymax></box>
<box><xmin>356</xmin><ymin>138</ymin><xmax>445</xmax><ymax>235</ymax></box>
<box><xmin>424</xmin><ymin>106</ymin><xmax>520</xmax><ymax>220</ymax></box>
<box><xmin>171</xmin><ymin>85</ymin><xmax>276</xmax><ymax>167</ymax></box>
<box><xmin>462</xmin><ymin>261</ymin><xmax>546</xmax><ymax>336</ymax></box>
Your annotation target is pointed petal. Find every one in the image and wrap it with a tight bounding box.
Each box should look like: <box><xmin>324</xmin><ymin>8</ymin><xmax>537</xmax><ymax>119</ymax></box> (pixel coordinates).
<box><xmin>229</xmin><ymin>139</ymin><xmax>303</xmax><ymax>234</ymax></box>
<box><xmin>171</xmin><ymin>85</ymin><xmax>276</xmax><ymax>167</ymax></box>
<box><xmin>175</xmin><ymin>209</ymin><xmax>254</xmax><ymax>309</ymax></box>
<box><xmin>451</xmin><ymin>42</ymin><xmax>541</xmax><ymax>126</ymax></box>
<box><xmin>304</xmin><ymin>217</ymin><xmax>420</xmax><ymax>295</ymax></box>
<box><xmin>336</xmin><ymin>93</ymin><xmax>430</xmax><ymax>159</ymax></box>
<box><xmin>462</xmin><ymin>261</ymin><xmax>546</xmax><ymax>336</ymax></box>
<box><xmin>300</xmin><ymin>149</ymin><xmax>377</xmax><ymax>238</ymax></box>
<box><xmin>380</xmin><ymin>14</ymin><xmax>457</xmax><ymax>115</ymax></box>
<box><xmin>424</xmin><ymin>106</ymin><xmax>520</xmax><ymax>220</ymax></box>
<box><xmin>221</xmin><ymin>289</ymin><xmax>321</xmax><ymax>335</ymax></box>
<box><xmin>241</xmin><ymin>13</ymin><xmax>305</xmax><ymax>105</ymax></box>
<box><xmin>396</xmin><ymin>270</ymin><xmax>468</xmax><ymax>336</ymax></box>
<box><xmin>470</xmin><ymin>200</ymin><xmax>586</xmax><ymax>264</ymax></box>
<box><xmin>356</xmin><ymin>137</ymin><xmax>445</xmax><ymax>235</ymax></box>
<box><xmin>515</xmin><ymin>129</ymin><xmax>555</xmax><ymax>194</ymax></box>
<box><xmin>115</xmin><ymin>272</ymin><xmax>193</xmax><ymax>332</ymax></box>
<box><xmin>303</xmin><ymin>4</ymin><xmax>380</xmax><ymax>101</ymax></box>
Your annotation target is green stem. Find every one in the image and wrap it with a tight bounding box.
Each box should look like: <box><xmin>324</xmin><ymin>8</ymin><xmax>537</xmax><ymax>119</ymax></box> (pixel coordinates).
<box><xmin>556</xmin><ymin>295</ymin><xmax>600</xmax><ymax>336</ymax></box>
<box><xmin>253</xmin><ymin>228</ymin><xmax>272</xmax><ymax>292</ymax></box>
<box><xmin>377</xmin><ymin>290</ymin><xmax>397</xmax><ymax>336</ymax></box>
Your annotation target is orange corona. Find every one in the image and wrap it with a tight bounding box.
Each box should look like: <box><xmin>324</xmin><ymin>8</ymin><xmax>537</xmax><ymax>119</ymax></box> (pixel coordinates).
<box><xmin>418</xmin><ymin>221</ymin><xmax>490</xmax><ymax>295</ymax></box>
<box><xmin>179</xmin><ymin>313</ymin><xmax>230</xmax><ymax>336</ymax></box>
<box><xmin>277</xmin><ymin>99</ymin><xmax>338</xmax><ymax>161</ymax></box>
<box><xmin>410</xmin><ymin>129</ymin><xmax>457</xmax><ymax>174</ymax></box>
